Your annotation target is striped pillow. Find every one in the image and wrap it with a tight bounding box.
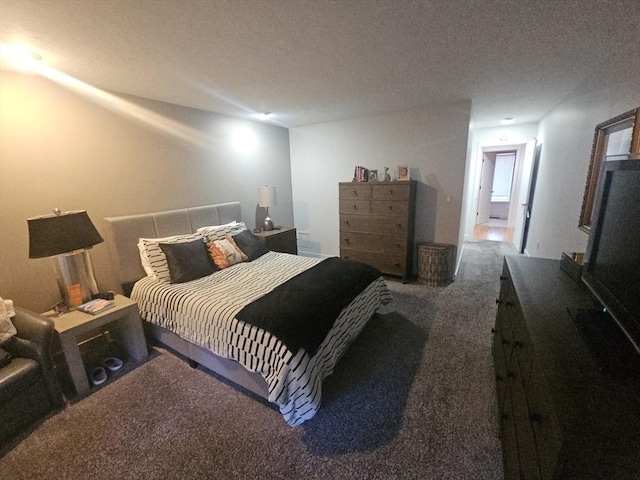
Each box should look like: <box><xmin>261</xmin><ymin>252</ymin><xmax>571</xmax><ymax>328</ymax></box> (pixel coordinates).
<box><xmin>197</xmin><ymin>221</ymin><xmax>247</xmax><ymax>243</ymax></box>
<box><xmin>138</xmin><ymin>233</ymin><xmax>204</xmax><ymax>282</ymax></box>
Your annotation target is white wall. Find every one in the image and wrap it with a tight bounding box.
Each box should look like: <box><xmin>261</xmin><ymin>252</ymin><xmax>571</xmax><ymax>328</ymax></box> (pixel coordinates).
<box><xmin>490</xmin><ymin>202</ymin><xmax>509</xmax><ymax>219</ymax></box>
<box><xmin>290</xmin><ymin>103</ymin><xmax>471</xmax><ymax>268</ymax></box>
<box><xmin>0</xmin><ymin>70</ymin><xmax>292</xmax><ymax>312</ymax></box>
<box><xmin>526</xmin><ymin>42</ymin><xmax>640</xmax><ymax>260</ymax></box>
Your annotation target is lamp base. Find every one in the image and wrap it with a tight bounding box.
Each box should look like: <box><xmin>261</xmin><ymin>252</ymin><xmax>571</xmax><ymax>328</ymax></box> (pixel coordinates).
<box><xmin>263</xmin><ymin>216</ymin><xmax>274</xmax><ymax>231</ymax></box>
<box><xmin>52</xmin><ymin>250</ymin><xmax>99</xmax><ymax>308</ymax></box>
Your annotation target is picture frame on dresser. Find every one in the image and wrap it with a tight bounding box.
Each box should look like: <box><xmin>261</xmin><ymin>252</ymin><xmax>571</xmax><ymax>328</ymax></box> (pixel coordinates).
<box><xmin>397</xmin><ymin>165</ymin><xmax>409</xmax><ymax>181</ymax></box>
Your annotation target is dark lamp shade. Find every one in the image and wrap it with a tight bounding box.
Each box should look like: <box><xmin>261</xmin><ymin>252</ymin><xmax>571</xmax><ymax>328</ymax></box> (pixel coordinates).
<box><xmin>28</xmin><ymin>210</ymin><xmax>104</xmax><ymax>258</ymax></box>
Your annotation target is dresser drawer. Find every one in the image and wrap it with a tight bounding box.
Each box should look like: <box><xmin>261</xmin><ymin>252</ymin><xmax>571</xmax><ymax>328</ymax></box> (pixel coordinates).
<box><xmin>496</xmin><ymin>293</ymin><xmax>515</xmax><ymax>370</ymax></box>
<box><xmin>499</xmin><ymin>326</ymin><xmax>515</xmax><ymax>376</ymax></box>
<box><xmin>370</xmin><ymin>200</ymin><xmax>409</xmax><ymax>216</ymax></box>
<box><xmin>340</xmin><ymin>232</ymin><xmax>407</xmax><ymax>255</ymax></box>
<box><xmin>493</xmin><ymin>327</ymin><xmax>509</xmax><ymax>410</ymax></box>
<box><xmin>527</xmin><ymin>365</ymin><xmax>562</xmax><ymax>480</ymax></box>
<box><xmin>510</xmin><ymin>305</ymin><xmax>534</xmax><ymax>386</ymax></box>
<box><xmin>340</xmin><ymin>249</ymin><xmax>405</xmax><ymax>276</ymax></box>
<box><xmin>339</xmin><ymin>199</ymin><xmax>371</xmax><ymax>214</ymax></box>
<box><xmin>340</xmin><ymin>214</ymin><xmax>408</xmax><ymax>235</ymax></box>
<box><xmin>339</xmin><ymin>184</ymin><xmax>372</xmax><ymax>200</ymax></box>
<box><xmin>500</xmin><ymin>393</ymin><xmax>521</xmax><ymax>480</ymax></box>
<box><xmin>372</xmin><ymin>183</ymin><xmax>411</xmax><ymax>201</ymax></box>
<box><xmin>508</xmin><ymin>369</ymin><xmax>541</xmax><ymax>480</ymax></box>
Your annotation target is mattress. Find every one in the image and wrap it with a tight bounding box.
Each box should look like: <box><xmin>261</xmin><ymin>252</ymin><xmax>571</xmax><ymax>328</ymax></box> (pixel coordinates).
<box><xmin>131</xmin><ymin>251</ymin><xmax>392</xmax><ymax>425</ymax></box>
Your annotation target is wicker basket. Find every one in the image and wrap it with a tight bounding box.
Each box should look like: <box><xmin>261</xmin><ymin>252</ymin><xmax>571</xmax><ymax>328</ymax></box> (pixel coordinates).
<box><xmin>417</xmin><ymin>242</ymin><xmax>455</xmax><ymax>286</ymax></box>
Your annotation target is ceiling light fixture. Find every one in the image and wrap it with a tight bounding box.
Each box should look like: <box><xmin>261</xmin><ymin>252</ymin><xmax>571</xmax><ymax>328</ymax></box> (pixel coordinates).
<box><xmin>500</xmin><ymin>117</ymin><xmax>515</xmax><ymax>125</ymax></box>
<box><xmin>0</xmin><ymin>44</ymin><xmax>43</xmax><ymax>72</ymax></box>
<box><xmin>257</xmin><ymin>112</ymin><xmax>272</xmax><ymax>121</ymax></box>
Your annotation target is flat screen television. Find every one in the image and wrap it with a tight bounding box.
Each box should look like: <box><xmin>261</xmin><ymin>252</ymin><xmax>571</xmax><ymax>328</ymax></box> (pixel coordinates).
<box><xmin>582</xmin><ymin>157</ymin><xmax>640</xmax><ymax>354</ymax></box>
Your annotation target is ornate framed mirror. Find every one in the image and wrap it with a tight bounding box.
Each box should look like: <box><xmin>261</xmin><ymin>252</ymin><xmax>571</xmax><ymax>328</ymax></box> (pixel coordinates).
<box><xmin>579</xmin><ymin>108</ymin><xmax>640</xmax><ymax>232</ymax></box>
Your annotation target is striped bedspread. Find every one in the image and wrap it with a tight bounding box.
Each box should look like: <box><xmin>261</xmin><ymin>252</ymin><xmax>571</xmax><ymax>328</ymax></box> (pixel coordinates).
<box><xmin>131</xmin><ymin>252</ymin><xmax>392</xmax><ymax>425</ymax></box>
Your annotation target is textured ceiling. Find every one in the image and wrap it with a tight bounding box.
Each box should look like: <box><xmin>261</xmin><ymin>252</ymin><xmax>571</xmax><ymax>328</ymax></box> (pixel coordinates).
<box><xmin>1</xmin><ymin>0</ymin><xmax>638</xmax><ymax>128</ymax></box>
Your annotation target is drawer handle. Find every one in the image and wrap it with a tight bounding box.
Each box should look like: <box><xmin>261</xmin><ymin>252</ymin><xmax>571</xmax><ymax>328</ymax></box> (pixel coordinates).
<box><xmin>491</xmin><ymin>328</ymin><xmax>497</xmax><ymax>333</ymax></box>
<box><xmin>395</xmin><ymin>244</ymin><xmax>401</xmax><ymax>249</ymax></box>
<box><xmin>388</xmin><ymin>205</ymin><xmax>393</xmax><ymax>210</ymax></box>
<box><xmin>396</xmin><ymin>223</ymin><xmax>402</xmax><ymax>228</ymax></box>
<box><xmin>388</xmin><ymin>189</ymin><xmax>393</xmax><ymax>195</ymax></box>
<box><xmin>500</xmin><ymin>275</ymin><xmax>507</xmax><ymax>281</ymax></box>
<box><xmin>344</xmin><ymin>220</ymin><xmax>350</xmax><ymax>226</ymax></box>
<box><xmin>352</xmin><ymin>204</ymin><xmax>358</xmax><ymax>210</ymax></box>
<box><xmin>496</xmin><ymin>375</ymin><xmax>504</xmax><ymax>382</ymax></box>
<box><xmin>495</xmin><ymin>298</ymin><xmax>502</xmax><ymax>304</ymax></box>
<box><xmin>352</xmin><ymin>190</ymin><xmax>358</xmax><ymax>195</ymax></box>
<box><xmin>344</xmin><ymin>238</ymin><xmax>350</xmax><ymax>244</ymax></box>
<box><xmin>344</xmin><ymin>255</ymin><xmax>350</xmax><ymax>259</ymax></box>
<box><xmin>393</xmin><ymin>262</ymin><xmax>400</xmax><ymax>267</ymax></box>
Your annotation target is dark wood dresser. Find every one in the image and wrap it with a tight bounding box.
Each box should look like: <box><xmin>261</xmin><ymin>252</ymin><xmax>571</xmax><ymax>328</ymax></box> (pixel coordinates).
<box><xmin>253</xmin><ymin>227</ymin><xmax>297</xmax><ymax>255</ymax></box>
<box><xmin>493</xmin><ymin>255</ymin><xmax>640</xmax><ymax>479</ymax></box>
<box><xmin>338</xmin><ymin>180</ymin><xmax>416</xmax><ymax>282</ymax></box>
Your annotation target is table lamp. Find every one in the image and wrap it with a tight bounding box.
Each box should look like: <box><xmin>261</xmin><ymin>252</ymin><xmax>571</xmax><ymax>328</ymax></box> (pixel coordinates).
<box><xmin>258</xmin><ymin>185</ymin><xmax>276</xmax><ymax>231</ymax></box>
<box><xmin>28</xmin><ymin>209</ymin><xmax>104</xmax><ymax>308</ymax></box>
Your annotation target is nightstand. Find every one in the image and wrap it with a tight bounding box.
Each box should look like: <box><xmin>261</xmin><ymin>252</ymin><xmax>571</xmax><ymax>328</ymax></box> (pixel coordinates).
<box><xmin>254</xmin><ymin>227</ymin><xmax>298</xmax><ymax>254</ymax></box>
<box><xmin>50</xmin><ymin>294</ymin><xmax>148</xmax><ymax>397</ymax></box>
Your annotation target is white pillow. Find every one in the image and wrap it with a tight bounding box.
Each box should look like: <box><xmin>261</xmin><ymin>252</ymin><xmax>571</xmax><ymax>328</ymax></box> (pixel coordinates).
<box><xmin>137</xmin><ymin>233</ymin><xmax>204</xmax><ymax>282</ymax></box>
<box><xmin>0</xmin><ymin>297</ymin><xmax>17</xmax><ymax>345</ymax></box>
<box><xmin>197</xmin><ymin>221</ymin><xmax>246</xmax><ymax>243</ymax></box>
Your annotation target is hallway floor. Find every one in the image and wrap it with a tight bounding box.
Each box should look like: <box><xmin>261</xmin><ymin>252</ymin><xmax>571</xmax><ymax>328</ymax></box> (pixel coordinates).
<box><xmin>473</xmin><ymin>218</ymin><xmax>514</xmax><ymax>243</ymax></box>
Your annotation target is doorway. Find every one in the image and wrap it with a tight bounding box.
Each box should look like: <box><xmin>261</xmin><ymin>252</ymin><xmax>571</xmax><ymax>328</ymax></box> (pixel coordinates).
<box><xmin>473</xmin><ymin>149</ymin><xmax>517</xmax><ymax>242</ymax></box>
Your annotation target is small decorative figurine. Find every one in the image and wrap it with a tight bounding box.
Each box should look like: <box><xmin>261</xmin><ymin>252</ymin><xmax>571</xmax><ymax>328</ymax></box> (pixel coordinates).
<box><xmin>383</xmin><ymin>167</ymin><xmax>391</xmax><ymax>182</ymax></box>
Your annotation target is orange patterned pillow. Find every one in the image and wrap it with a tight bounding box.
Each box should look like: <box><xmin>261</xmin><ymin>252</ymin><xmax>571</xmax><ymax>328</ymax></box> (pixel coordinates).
<box><xmin>225</xmin><ymin>235</ymin><xmax>248</xmax><ymax>262</ymax></box>
<box><xmin>208</xmin><ymin>242</ymin><xmax>229</xmax><ymax>269</ymax></box>
<box><xmin>207</xmin><ymin>238</ymin><xmax>247</xmax><ymax>269</ymax></box>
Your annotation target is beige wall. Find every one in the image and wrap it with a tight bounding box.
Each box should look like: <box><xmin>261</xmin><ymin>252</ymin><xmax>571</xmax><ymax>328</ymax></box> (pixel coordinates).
<box><xmin>289</xmin><ymin>103</ymin><xmax>471</xmax><ymax>270</ymax></box>
<box><xmin>0</xmin><ymin>70</ymin><xmax>292</xmax><ymax>312</ymax></box>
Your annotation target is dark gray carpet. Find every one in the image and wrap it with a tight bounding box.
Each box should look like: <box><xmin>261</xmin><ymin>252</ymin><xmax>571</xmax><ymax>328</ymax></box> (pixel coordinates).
<box><xmin>1</xmin><ymin>240</ymin><xmax>515</xmax><ymax>479</ymax></box>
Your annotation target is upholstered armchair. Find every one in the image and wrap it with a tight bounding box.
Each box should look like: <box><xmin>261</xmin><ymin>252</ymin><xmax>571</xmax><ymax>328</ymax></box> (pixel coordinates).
<box><xmin>0</xmin><ymin>307</ymin><xmax>63</xmax><ymax>444</ymax></box>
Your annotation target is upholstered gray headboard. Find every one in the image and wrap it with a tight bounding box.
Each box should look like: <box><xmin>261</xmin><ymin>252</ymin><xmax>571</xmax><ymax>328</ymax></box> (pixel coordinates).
<box><xmin>104</xmin><ymin>202</ymin><xmax>242</xmax><ymax>295</ymax></box>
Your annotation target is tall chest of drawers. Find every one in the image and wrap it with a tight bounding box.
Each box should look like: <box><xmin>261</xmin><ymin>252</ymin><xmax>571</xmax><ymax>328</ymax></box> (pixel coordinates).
<box><xmin>339</xmin><ymin>180</ymin><xmax>416</xmax><ymax>282</ymax></box>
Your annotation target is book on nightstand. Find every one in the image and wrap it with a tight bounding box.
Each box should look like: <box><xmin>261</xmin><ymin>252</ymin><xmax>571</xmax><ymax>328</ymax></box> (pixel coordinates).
<box><xmin>76</xmin><ymin>298</ymin><xmax>115</xmax><ymax>315</ymax></box>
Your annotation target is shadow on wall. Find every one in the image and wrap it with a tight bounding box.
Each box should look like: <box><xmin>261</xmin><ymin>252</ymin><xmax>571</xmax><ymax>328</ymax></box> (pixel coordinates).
<box><xmin>413</xmin><ymin>181</ymin><xmax>438</xmax><ymax>273</ymax></box>
<box><xmin>254</xmin><ymin>204</ymin><xmax>268</xmax><ymax>230</ymax></box>
<box><xmin>301</xmin><ymin>309</ymin><xmax>430</xmax><ymax>454</ymax></box>
<box><xmin>415</xmin><ymin>181</ymin><xmax>438</xmax><ymax>244</ymax></box>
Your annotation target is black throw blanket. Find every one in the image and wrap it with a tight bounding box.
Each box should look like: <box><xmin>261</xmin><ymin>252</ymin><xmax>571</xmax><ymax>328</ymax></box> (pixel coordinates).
<box><xmin>236</xmin><ymin>257</ymin><xmax>382</xmax><ymax>356</ymax></box>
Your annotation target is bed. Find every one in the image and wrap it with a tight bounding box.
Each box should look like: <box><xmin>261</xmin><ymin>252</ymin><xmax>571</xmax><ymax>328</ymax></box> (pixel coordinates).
<box><xmin>103</xmin><ymin>202</ymin><xmax>392</xmax><ymax>425</ymax></box>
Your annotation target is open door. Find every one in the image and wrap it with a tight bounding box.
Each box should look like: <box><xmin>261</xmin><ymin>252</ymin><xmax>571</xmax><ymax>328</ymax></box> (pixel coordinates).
<box><xmin>513</xmin><ymin>141</ymin><xmax>542</xmax><ymax>253</ymax></box>
<box><xmin>476</xmin><ymin>154</ymin><xmax>495</xmax><ymax>225</ymax></box>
